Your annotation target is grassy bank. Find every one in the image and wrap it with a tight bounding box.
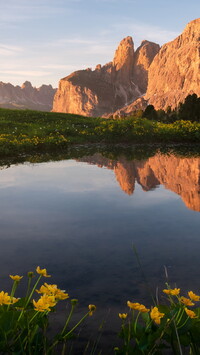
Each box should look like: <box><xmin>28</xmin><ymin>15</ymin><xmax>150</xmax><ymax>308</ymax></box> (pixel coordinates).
<box><xmin>0</xmin><ymin>108</ymin><xmax>200</xmax><ymax>158</ymax></box>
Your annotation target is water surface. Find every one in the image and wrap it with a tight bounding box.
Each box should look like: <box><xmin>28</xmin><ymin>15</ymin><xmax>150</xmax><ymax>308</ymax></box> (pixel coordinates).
<box><xmin>1</xmin><ymin>148</ymin><xmax>200</xmax><ymax>352</ymax></box>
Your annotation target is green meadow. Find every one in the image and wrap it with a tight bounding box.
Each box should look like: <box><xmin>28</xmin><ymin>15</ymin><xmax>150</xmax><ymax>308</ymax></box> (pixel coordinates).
<box><xmin>0</xmin><ymin>108</ymin><xmax>200</xmax><ymax>159</ymax></box>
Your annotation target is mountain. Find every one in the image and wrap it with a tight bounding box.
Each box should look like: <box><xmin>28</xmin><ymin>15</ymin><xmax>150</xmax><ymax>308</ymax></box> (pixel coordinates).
<box><xmin>0</xmin><ymin>81</ymin><xmax>56</xmax><ymax>111</ymax></box>
<box><xmin>52</xmin><ymin>38</ymin><xmax>159</xmax><ymax>116</ymax></box>
<box><xmin>78</xmin><ymin>153</ymin><xmax>200</xmax><ymax>212</ymax></box>
<box><xmin>53</xmin><ymin>18</ymin><xmax>199</xmax><ymax>117</ymax></box>
<box><xmin>145</xmin><ymin>18</ymin><xmax>200</xmax><ymax>110</ymax></box>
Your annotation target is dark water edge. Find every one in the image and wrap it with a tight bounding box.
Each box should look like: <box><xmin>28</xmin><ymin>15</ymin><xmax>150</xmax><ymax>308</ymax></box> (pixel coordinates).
<box><xmin>1</xmin><ymin>142</ymin><xmax>200</xmax><ymax>169</ymax></box>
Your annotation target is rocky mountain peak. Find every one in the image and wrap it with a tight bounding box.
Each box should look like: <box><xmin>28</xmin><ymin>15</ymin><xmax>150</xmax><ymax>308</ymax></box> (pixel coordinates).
<box><xmin>183</xmin><ymin>18</ymin><xmax>200</xmax><ymax>38</ymax></box>
<box><xmin>112</xmin><ymin>37</ymin><xmax>135</xmax><ymax>85</ymax></box>
<box><xmin>113</xmin><ymin>36</ymin><xmax>134</xmax><ymax>74</ymax></box>
<box><xmin>53</xmin><ymin>35</ymin><xmax>159</xmax><ymax>116</ymax></box>
<box><xmin>133</xmin><ymin>40</ymin><xmax>160</xmax><ymax>94</ymax></box>
<box><xmin>21</xmin><ymin>81</ymin><xmax>33</xmax><ymax>90</ymax></box>
<box><xmin>145</xmin><ymin>18</ymin><xmax>200</xmax><ymax>110</ymax></box>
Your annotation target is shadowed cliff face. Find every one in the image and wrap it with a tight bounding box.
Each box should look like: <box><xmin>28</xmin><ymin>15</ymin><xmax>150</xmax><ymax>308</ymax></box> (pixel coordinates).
<box><xmin>78</xmin><ymin>153</ymin><xmax>200</xmax><ymax>212</ymax></box>
<box><xmin>0</xmin><ymin>81</ymin><xmax>56</xmax><ymax>111</ymax></box>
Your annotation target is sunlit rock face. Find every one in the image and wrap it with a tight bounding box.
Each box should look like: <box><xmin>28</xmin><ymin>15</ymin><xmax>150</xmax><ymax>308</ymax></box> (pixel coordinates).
<box><xmin>78</xmin><ymin>153</ymin><xmax>200</xmax><ymax>212</ymax></box>
<box><xmin>145</xmin><ymin>18</ymin><xmax>200</xmax><ymax>110</ymax></box>
<box><xmin>53</xmin><ymin>18</ymin><xmax>199</xmax><ymax>116</ymax></box>
<box><xmin>52</xmin><ymin>37</ymin><xmax>159</xmax><ymax>116</ymax></box>
<box><xmin>0</xmin><ymin>81</ymin><xmax>56</xmax><ymax>111</ymax></box>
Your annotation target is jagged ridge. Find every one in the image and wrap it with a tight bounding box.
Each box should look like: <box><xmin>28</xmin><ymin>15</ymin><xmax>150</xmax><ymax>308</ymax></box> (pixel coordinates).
<box><xmin>0</xmin><ymin>81</ymin><xmax>56</xmax><ymax>111</ymax></box>
<box><xmin>52</xmin><ymin>38</ymin><xmax>159</xmax><ymax>116</ymax></box>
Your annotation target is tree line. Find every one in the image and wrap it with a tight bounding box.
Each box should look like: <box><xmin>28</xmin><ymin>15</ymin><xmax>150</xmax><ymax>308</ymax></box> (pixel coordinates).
<box><xmin>142</xmin><ymin>94</ymin><xmax>200</xmax><ymax>122</ymax></box>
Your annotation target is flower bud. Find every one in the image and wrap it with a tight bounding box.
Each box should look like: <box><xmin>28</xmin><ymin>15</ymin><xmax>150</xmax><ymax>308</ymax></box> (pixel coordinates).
<box><xmin>28</xmin><ymin>271</ymin><xmax>34</xmax><ymax>278</ymax></box>
<box><xmin>71</xmin><ymin>299</ymin><xmax>78</xmax><ymax>306</ymax></box>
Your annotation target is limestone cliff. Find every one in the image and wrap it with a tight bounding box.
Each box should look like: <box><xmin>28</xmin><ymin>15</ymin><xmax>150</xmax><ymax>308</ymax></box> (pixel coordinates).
<box><xmin>53</xmin><ymin>18</ymin><xmax>199</xmax><ymax>116</ymax></box>
<box><xmin>78</xmin><ymin>153</ymin><xmax>200</xmax><ymax>212</ymax></box>
<box><xmin>0</xmin><ymin>81</ymin><xmax>56</xmax><ymax>111</ymax></box>
<box><xmin>52</xmin><ymin>37</ymin><xmax>159</xmax><ymax>116</ymax></box>
<box><xmin>145</xmin><ymin>18</ymin><xmax>200</xmax><ymax>110</ymax></box>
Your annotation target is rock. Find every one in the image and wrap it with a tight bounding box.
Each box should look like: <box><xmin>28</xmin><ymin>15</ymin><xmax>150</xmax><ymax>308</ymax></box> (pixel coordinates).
<box><xmin>105</xmin><ymin>97</ymin><xmax>148</xmax><ymax>118</ymax></box>
<box><xmin>133</xmin><ymin>40</ymin><xmax>160</xmax><ymax>95</ymax></box>
<box><xmin>52</xmin><ymin>37</ymin><xmax>159</xmax><ymax>116</ymax></box>
<box><xmin>113</xmin><ymin>36</ymin><xmax>134</xmax><ymax>84</ymax></box>
<box><xmin>78</xmin><ymin>152</ymin><xmax>200</xmax><ymax>212</ymax></box>
<box><xmin>53</xmin><ymin>18</ymin><xmax>200</xmax><ymax>116</ymax></box>
<box><xmin>0</xmin><ymin>82</ymin><xmax>56</xmax><ymax>111</ymax></box>
<box><xmin>145</xmin><ymin>18</ymin><xmax>200</xmax><ymax>110</ymax></box>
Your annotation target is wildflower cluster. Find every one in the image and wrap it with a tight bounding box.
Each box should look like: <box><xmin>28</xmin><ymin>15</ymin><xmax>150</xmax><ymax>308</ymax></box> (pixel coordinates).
<box><xmin>0</xmin><ymin>291</ymin><xmax>19</xmax><ymax>305</ymax></box>
<box><xmin>116</xmin><ymin>286</ymin><xmax>200</xmax><ymax>354</ymax></box>
<box><xmin>0</xmin><ymin>267</ymin><xmax>96</xmax><ymax>353</ymax></box>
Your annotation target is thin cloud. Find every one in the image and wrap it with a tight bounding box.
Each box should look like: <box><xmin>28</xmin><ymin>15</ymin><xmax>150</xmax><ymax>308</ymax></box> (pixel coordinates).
<box><xmin>0</xmin><ymin>44</ymin><xmax>23</xmax><ymax>56</ymax></box>
<box><xmin>48</xmin><ymin>38</ymin><xmax>96</xmax><ymax>47</ymax></box>
<box><xmin>112</xmin><ymin>21</ymin><xmax>179</xmax><ymax>46</ymax></box>
<box><xmin>0</xmin><ymin>2</ymin><xmax>69</xmax><ymax>23</ymax></box>
<box><xmin>41</xmin><ymin>64</ymin><xmax>79</xmax><ymax>70</ymax></box>
<box><xmin>0</xmin><ymin>70</ymin><xmax>51</xmax><ymax>77</ymax></box>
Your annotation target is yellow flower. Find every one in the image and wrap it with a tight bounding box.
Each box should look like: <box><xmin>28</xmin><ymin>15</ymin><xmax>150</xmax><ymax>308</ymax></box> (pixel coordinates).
<box><xmin>127</xmin><ymin>301</ymin><xmax>150</xmax><ymax>313</ymax></box>
<box><xmin>180</xmin><ymin>297</ymin><xmax>194</xmax><ymax>306</ymax></box>
<box><xmin>0</xmin><ymin>291</ymin><xmax>12</xmax><ymax>305</ymax></box>
<box><xmin>163</xmin><ymin>288</ymin><xmax>180</xmax><ymax>296</ymax></box>
<box><xmin>36</xmin><ymin>266</ymin><xmax>51</xmax><ymax>277</ymax></box>
<box><xmin>188</xmin><ymin>291</ymin><xmax>200</xmax><ymax>302</ymax></box>
<box><xmin>55</xmin><ymin>289</ymin><xmax>69</xmax><ymax>300</ymax></box>
<box><xmin>40</xmin><ymin>294</ymin><xmax>56</xmax><ymax>307</ymax></box>
<box><xmin>88</xmin><ymin>304</ymin><xmax>96</xmax><ymax>316</ymax></box>
<box><xmin>119</xmin><ymin>313</ymin><xmax>128</xmax><ymax>319</ymax></box>
<box><xmin>185</xmin><ymin>308</ymin><xmax>198</xmax><ymax>319</ymax></box>
<box><xmin>36</xmin><ymin>283</ymin><xmax>69</xmax><ymax>300</ymax></box>
<box><xmin>11</xmin><ymin>297</ymin><xmax>20</xmax><ymax>304</ymax></box>
<box><xmin>150</xmin><ymin>307</ymin><xmax>165</xmax><ymax>325</ymax></box>
<box><xmin>9</xmin><ymin>275</ymin><xmax>23</xmax><ymax>282</ymax></box>
<box><xmin>33</xmin><ymin>294</ymin><xmax>56</xmax><ymax>312</ymax></box>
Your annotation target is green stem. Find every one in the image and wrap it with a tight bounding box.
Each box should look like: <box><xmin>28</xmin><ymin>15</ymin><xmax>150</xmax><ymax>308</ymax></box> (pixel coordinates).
<box><xmin>176</xmin><ymin>308</ymin><xmax>185</xmax><ymax>325</ymax></box>
<box><xmin>49</xmin><ymin>311</ymin><xmax>90</xmax><ymax>352</ymax></box>
<box><xmin>134</xmin><ymin>311</ymin><xmax>141</xmax><ymax>337</ymax></box>
<box><xmin>174</xmin><ymin>320</ymin><xmax>183</xmax><ymax>355</ymax></box>
<box><xmin>7</xmin><ymin>280</ymin><xmax>18</xmax><ymax>310</ymax></box>
<box><xmin>63</xmin><ymin>312</ymin><xmax>89</xmax><ymax>339</ymax></box>
<box><xmin>25</xmin><ymin>277</ymin><xmax>33</xmax><ymax>300</ymax></box>
<box><xmin>61</xmin><ymin>304</ymin><xmax>75</xmax><ymax>336</ymax></box>
<box><xmin>61</xmin><ymin>341</ymin><xmax>67</xmax><ymax>355</ymax></box>
<box><xmin>18</xmin><ymin>275</ymin><xmax>42</xmax><ymax>322</ymax></box>
<box><xmin>29</xmin><ymin>311</ymin><xmax>40</xmax><ymax>324</ymax></box>
<box><xmin>25</xmin><ymin>275</ymin><xmax>42</xmax><ymax>307</ymax></box>
<box><xmin>177</xmin><ymin>315</ymin><xmax>189</xmax><ymax>330</ymax></box>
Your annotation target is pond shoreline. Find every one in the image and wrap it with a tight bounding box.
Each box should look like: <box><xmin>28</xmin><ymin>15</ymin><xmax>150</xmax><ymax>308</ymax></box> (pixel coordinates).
<box><xmin>0</xmin><ymin>107</ymin><xmax>200</xmax><ymax>161</ymax></box>
<box><xmin>1</xmin><ymin>142</ymin><xmax>200</xmax><ymax>170</ymax></box>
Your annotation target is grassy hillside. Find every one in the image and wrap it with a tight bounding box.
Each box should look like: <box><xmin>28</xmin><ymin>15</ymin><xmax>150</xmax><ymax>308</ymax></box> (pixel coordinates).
<box><xmin>0</xmin><ymin>108</ymin><xmax>200</xmax><ymax>158</ymax></box>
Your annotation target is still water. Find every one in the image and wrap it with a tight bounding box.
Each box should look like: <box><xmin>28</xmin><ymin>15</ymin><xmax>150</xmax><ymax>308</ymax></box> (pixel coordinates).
<box><xmin>0</xmin><ymin>148</ymin><xmax>200</xmax><ymax>352</ymax></box>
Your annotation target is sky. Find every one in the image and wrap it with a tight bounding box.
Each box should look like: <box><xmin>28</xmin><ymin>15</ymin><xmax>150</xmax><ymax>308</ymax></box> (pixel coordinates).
<box><xmin>0</xmin><ymin>0</ymin><xmax>199</xmax><ymax>88</ymax></box>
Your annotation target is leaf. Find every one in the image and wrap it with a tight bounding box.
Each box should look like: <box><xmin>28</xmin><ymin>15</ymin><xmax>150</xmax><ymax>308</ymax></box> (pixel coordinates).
<box><xmin>13</xmin><ymin>297</ymin><xmax>28</xmax><ymax>308</ymax></box>
<box><xmin>179</xmin><ymin>333</ymin><xmax>191</xmax><ymax>346</ymax></box>
<box><xmin>141</xmin><ymin>312</ymin><xmax>150</xmax><ymax>324</ymax></box>
<box><xmin>0</xmin><ymin>311</ymin><xmax>19</xmax><ymax>333</ymax></box>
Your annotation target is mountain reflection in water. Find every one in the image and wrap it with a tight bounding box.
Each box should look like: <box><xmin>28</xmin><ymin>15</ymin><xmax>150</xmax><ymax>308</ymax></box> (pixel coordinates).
<box><xmin>78</xmin><ymin>153</ymin><xmax>200</xmax><ymax>212</ymax></box>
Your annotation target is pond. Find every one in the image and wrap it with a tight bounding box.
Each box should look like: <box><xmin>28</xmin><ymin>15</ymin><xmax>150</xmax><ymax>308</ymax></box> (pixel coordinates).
<box><xmin>1</xmin><ymin>146</ymin><xmax>200</xmax><ymax>353</ymax></box>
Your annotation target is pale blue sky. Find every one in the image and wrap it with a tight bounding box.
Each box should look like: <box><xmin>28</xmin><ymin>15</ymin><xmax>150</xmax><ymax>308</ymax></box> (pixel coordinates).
<box><xmin>0</xmin><ymin>0</ymin><xmax>199</xmax><ymax>87</ymax></box>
